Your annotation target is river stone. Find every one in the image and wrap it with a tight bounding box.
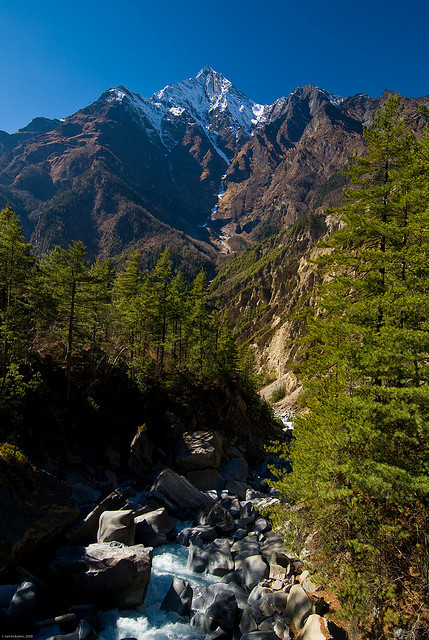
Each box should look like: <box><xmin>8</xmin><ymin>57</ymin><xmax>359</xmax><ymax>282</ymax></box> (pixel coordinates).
<box><xmin>285</xmin><ymin>584</ymin><xmax>313</xmax><ymax>630</ymax></box>
<box><xmin>239</xmin><ymin>604</ymin><xmax>258</xmax><ymax>635</ymax></box>
<box><xmin>188</xmin><ymin>539</ymin><xmax>211</xmax><ymax>573</ymax></box>
<box><xmin>67</xmin><ymin>488</ymin><xmax>128</xmax><ymax>545</ymax></box>
<box><xmin>97</xmin><ymin>510</ymin><xmax>135</xmax><ymax>545</ymax></box>
<box><xmin>205</xmin><ymin>590</ymin><xmax>238</xmax><ymax>634</ymax></box>
<box><xmin>49</xmin><ymin>542</ymin><xmax>153</xmax><ymax>609</ymax></box>
<box><xmin>0</xmin><ymin>461</ymin><xmax>79</xmax><ymax>574</ymax></box>
<box><xmin>207</xmin><ymin>539</ymin><xmax>234</xmax><ymax>577</ymax></box>
<box><xmin>149</xmin><ymin>468</ymin><xmax>213</xmax><ymax>519</ymax></box>
<box><xmin>176</xmin><ymin>525</ymin><xmax>218</xmax><ymax>546</ymax></box>
<box><xmin>161</xmin><ymin>577</ymin><xmax>193</xmax><ymax>617</ymax></box>
<box><xmin>174</xmin><ymin>431</ymin><xmax>223</xmax><ymax>472</ymax></box>
<box><xmin>198</xmin><ymin>501</ymin><xmax>235</xmax><ymax>534</ymax></box>
<box><xmin>6</xmin><ymin>580</ymin><xmax>43</xmax><ymax>625</ymax></box>
<box><xmin>46</xmin><ymin>619</ymin><xmax>99</xmax><ymax>640</ymax></box>
<box><xmin>134</xmin><ymin>507</ymin><xmax>175</xmax><ymax>547</ymax></box>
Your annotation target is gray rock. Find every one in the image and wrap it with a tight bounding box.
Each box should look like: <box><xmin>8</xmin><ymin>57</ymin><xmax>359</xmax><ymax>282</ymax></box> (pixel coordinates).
<box><xmin>207</xmin><ymin>539</ymin><xmax>234</xmax><ymax>577</ymax></box>
<box><xmin>134</xmin><ymin>507</ymin><xmax>175</xmax><ymax>547</ymax></box>
<box><xmin>187</xmin><ymin>469</ymin><xmax>225</xmax><ymax>492</ymax></box>
<box><xmin>149</xmin><ymin>468</ymin><xmax>213</xmax><ymax>519</ymax></box>
<box><xmin>239</xmin><ymin>605</ymin><xmax>258</xmax><ymax>635</ymax></box>
<box><xmin>285</xmin><ymin>584</ymin><xmax>313</xmax><ymax>630</ymax></box>
<box><xmin>225</xmin><ymin>480</ymin><xmax>248</xmax><ymax>499</ymax></box>
<box><xmin>238</xmin><ymin>553</ymin><xmax>269</xmax><ymax>592</ymax></box>
<box><xmin>49</xmin><ymin>542</ymin><xmax>152</xmax><ymax>609</ymax></box>
<box><xmin>67</xmin><ymin>488</ymin><xmax>128</xmax><ymax>546</ymax></box>
<box><xmin>161</xmin><ymin>577</ymin><xmax>193</xmax><ymax>617</ymax></box>
<box><xmin>205</xmin><ymin>590</ymin><xmax>238</xmax><ymax>634</ymax></box>
<box><xmin>97</xmin><ymin>510</ymin><xmax>135</xmax><ymax>546</ymax></box>
<box><xmin>295</xmin><ymin>614</ymin><xmax>347</xmax><ymax>640</ymax></box>
<box><xmin>198</xmin><ymin>501</ymin><xmax>235</xmax><ymax>534</ymax></box>
<box><xmin>254</xmin><ymin>517</ymin><xmax>271</xmax><ymax>534</ymax></box>
<box><xmin>175</xmin><ymin>431</ymin><xmax>223</xmax><ymax>472</ymax></box>
<box><xmin>6</xmin><ymin>580</ymin><xmax>42</xmax><ymax>625</ymax></box>
<box><xmin>187</xmin><ymin>539</ymin><xmax>211</xmax><ymax>574</ymax></box>
<box><xmin>176</xmin><ymin>525</ymin><xmax>217</xmax><ymax>546</ymax></box>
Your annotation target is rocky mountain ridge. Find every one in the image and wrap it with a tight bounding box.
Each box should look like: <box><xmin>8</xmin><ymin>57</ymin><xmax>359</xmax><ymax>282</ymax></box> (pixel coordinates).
<box><xmin>3</xmin><ymin>68</ymin><xmax>426</xmax><ymax>268</ymax></box>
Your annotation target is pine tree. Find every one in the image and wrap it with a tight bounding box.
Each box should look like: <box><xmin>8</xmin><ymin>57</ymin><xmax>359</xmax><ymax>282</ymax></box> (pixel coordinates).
<box><xmin>41</xmin><ymin>241</ymin><xmax>91</xmax><ymax>401</ymax></box>
<box><xmin>278</xmin><ymin>97</ymin><xmax>429</xmax><ymax>625</ymax></box>
<box><xmin>0</xmin><ymin>206</ymin><xmax>34</xmax><ymax>378</ymax></box>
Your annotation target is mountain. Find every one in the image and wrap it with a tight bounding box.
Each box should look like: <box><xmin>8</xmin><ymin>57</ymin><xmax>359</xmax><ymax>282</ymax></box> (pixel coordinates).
<box><xmin>0</xmin><ymin>69</ymin><xmax>427</xmax><ymax>277</ymax></box>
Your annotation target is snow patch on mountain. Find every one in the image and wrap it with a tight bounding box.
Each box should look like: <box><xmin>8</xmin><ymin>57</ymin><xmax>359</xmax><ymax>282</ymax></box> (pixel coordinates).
<box><xmin>105</xmin><ymin>67</ymin><xmax>268</xmax><ymax>162</ymax></box>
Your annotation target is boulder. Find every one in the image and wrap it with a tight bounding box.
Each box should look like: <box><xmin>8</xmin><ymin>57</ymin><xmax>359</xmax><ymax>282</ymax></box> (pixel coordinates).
<box><xmin>205</xmin><ymin>590</ymin><xmax>238</xmax><ymax>634</ymax></box>
<box><xmin>134</xmin><ymin>507</ymin><xmax>175</xmax><ymax>547</ymax></box>
<box><xmin>49</xmin><ymin>542</ymin><xmax>152</xmax><ymax>609</ymax></box>
<box><xmin>236</xmin><ymin>554</ymin><xmax>269</xmax><ymax>592</ymax></box>
<box><xmin>207</xmin><ymin>539</ymin><xmax>234</xmax><ymax>577</ymax></box>
<box><xmin>285</xmin><ymin>584</ymin><xmax>313</xmax><ymax>630</ymax></box>
<box><xmin>161</xmin><ymin>577</ymin><xmax>193</xmax><ymax>617</ymax></box>
<box><xmin>45</xmin><ymin>619</ymin><xmax>99</xmax><ymax>640</ymax></box>
<box><xmin>225</xmin><ymin>480</ymin><xmax>248</xmax><ymax>500</ymax></box>
<box><xmin>176</xmin><ymin>525</ymin><xmax>218</xmax><ymax>546</ymax></box>
<box><xmin>6</xmin><ymin>580</ymin><xmax>43</xmax><ymax>626</ymax></box>
<box><xmin>128</xmin><ymin>428</ymin><xmax>154</xmax><ymax>477</ymax></box>
<box><xmin>0</xmin><ymin>460</ymin><xmax>79</xmax><ymax>574</ymax></box>
<box><xmin>187</xmin><ymin>469</ymin><xmax>225</xmax><ymax>492</ymax></box>
<box><xmin>175</xmin><ymin>431</ymin><xmax>223</xmax><ymax>472</ymax></box>
<box><xmin>66</xmin><ymin>488</ymin><xmax>128</xmax><ymax>545</ymax></box>
<box><xmin>187</xmin><ymin>539</ymin><xmax>234</xmax><ymax>576</ymax></box>
<box><xmin>148</xmin><ymin>468</ymin><xmax>213</xmax><ymax>519</ymax></box>
<box><xmin>295</xmin><ymin>614</ymin><xmax>347</xmax><ymax>640</ymax></box>
<box><xmin>97</xmin><ymin>510</ymin><xmax>135</xmax><ymax>545</ymax></box>
<box><xmin>198</xmin><ymin>501</ymin><xmax>235</xmax><ymax>534</ymax></box>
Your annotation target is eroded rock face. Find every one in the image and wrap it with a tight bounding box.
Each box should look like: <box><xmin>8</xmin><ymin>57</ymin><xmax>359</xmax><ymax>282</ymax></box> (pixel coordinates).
<box><xmin>49</xmin><ymin>542</ymin><xmax>153</xmax><ymax>609</ymax></box>
<box><xmin>0</xmin><ymin>460</ymin><xmax>79</xmax><ymax>574</ymax></box>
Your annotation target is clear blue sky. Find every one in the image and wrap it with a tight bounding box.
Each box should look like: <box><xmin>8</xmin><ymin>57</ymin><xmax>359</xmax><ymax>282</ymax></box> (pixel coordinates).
<box><xmin>1</xmin><ymin>0</ymin><xmax>428</xmax><ymax>133</ymax></box>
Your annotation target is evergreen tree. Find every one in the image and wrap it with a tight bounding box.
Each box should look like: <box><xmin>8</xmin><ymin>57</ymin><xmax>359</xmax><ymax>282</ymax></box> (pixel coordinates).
<box><xmin>41</xmin><ymin>241</ymin><xmax>91</xmax><ymax>401</ymax></box>
<box><xmin>0</xmin><ymin>206</ymin><xmax>34</xmax><ymax>378</ymax></box>
<box><xmin>277</xmin><ymin>97</ymin><xmax>429</xmax><ymax>627</ymax></box>
<box><xmin>150</xmin><ymin>248</ymin><xmax>172</xmax><ymax>371</ymax></box>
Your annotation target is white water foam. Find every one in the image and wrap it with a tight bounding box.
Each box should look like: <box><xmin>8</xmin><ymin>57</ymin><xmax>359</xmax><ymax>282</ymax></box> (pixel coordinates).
<box><xmin>99</xmin><ymin>540</ymin><xmax>217</xmax><ymax>640</ymax></box>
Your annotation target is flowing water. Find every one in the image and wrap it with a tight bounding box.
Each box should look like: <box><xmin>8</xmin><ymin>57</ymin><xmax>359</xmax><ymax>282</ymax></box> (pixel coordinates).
<box><xmin>98</xmin><ymin>539</ymin><xmax>217</xmax><ymax>640</ymax></box>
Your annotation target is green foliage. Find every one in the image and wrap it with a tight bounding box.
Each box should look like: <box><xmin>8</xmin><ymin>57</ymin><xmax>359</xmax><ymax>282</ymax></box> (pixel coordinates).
<box><xmin>273</xmin><ymin>97</ymin><xmax>429</xmax><ymax>630</ymax></box>
<box><xmin>270</xmin><ymin>384</ymin><xmax>286</xmax><ymax>403</ymax></box>
<box><xmin>0</xmin><ymin>442</ymin><xmax>29</xmax><ymax>467</ymax></box>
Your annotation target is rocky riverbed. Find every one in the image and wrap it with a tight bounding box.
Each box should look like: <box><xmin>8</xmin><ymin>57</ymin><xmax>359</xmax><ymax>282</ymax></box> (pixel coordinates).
<box><xmin>0</xmin><ymin>427</ymin><xmax>347</xmax><ymax>640</ymax></box>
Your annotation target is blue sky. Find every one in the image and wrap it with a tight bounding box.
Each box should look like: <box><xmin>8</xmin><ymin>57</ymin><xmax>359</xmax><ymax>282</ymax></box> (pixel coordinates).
<box><xmin>1</xmin><ymin>0</ymin><xmax>428</xmax><ymax>133</ymax></box>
